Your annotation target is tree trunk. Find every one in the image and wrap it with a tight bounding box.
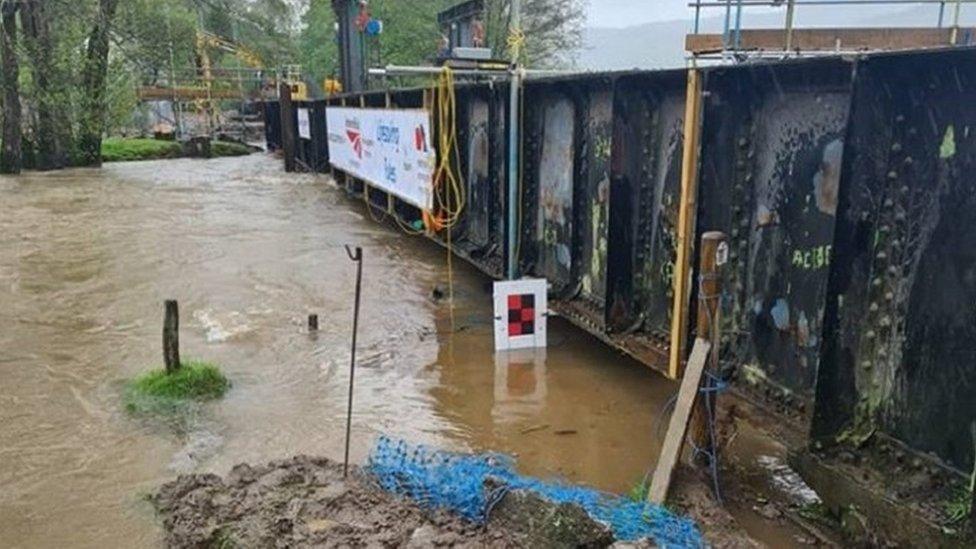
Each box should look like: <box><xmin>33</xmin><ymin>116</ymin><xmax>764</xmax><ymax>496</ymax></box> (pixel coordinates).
<box><xmin>77</xmin><ymin>0</ymin><xmax>119</xmax><ymax>167</ymax></box>
<box><xmin>1</xmin><ymin>2</ymin><xmax>22</xmax><ymax>174</ymax></box>
<box><xmin>21</xmin><ymin>0</ymin><xmax>66</xmax><ymax>170</ymax></box>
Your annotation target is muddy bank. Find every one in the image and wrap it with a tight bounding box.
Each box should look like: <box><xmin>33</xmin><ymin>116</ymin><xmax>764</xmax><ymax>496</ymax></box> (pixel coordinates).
<box><xmin>153</xmin><ymin>455</ymin><xmax>523</xmax><ymax>548</ymax></box>
<box><xmin>153</xmin><ymin>454</ymin><xmax>767</xmax><ymax>548</ymax></box>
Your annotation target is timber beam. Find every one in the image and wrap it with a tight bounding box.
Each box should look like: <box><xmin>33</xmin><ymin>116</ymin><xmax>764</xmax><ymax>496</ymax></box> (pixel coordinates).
<box><xmin>686</xmin><ymin>27</ymin><xmax>976</xmax><ymax>55</ymax></box>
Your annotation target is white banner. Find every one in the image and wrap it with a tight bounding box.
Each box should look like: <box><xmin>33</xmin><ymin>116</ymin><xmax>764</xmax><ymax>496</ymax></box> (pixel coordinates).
<box><xmin>326</xmin><ymin>107</ymin><xmax>435</xmax><ymax>210</ymax></box>
<box><xmin>297</xmin><ymin>108</ymin><xmax>311</xmax><ymax>139</ymax></box>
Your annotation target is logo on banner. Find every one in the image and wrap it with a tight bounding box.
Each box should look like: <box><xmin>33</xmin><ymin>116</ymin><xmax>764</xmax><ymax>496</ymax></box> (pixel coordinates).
<box><xmin>414</xmin><ymin>125</ymin><xmax>427</xmax><ymax>152</ymax></box>
<box><xmin>346</xmin><ymin>129</ymin><xmax>362</xmax><ymax>158</ymax></box>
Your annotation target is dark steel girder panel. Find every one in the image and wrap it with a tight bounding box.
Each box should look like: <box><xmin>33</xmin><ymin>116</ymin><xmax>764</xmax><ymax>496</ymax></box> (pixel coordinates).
<box><xmin>263</xmin><ymin>101</ymin><xmax>282</xmax><ymax>152</ymax></box>
<box><xmin>521</xmin><ymin>84</ymin><xmax>576</xmax><ymax>293</ymax></box>
<box><xmin>606</xmin><ymin>71</ymin><xmax>687</xmax><ymax>367</ymax></box>
<box><xmin>522</xmin><ymin>76</ymin><xmax>616</xmax><ymax>331</ymax></box>
<box><xmin>697</xmin><ymin>59</ymin><xmax>854</xmax><ymax>408</ymax></box>
<box><xmin>444</xmin><ymin>85</ymin><xmax>507</xmax><ymax>278</ymax></box>
<box><xmin>816</xmin><ymin>48</ymin><xmax>976</xmax><ymax>472</ymax></box>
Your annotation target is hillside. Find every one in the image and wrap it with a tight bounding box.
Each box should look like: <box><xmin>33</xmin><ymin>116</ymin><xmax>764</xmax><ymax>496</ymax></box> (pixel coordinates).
<box><xmin>575</xmin><ymin>6</ymin><xmax>976</xmax><ymax>71</ymax></box>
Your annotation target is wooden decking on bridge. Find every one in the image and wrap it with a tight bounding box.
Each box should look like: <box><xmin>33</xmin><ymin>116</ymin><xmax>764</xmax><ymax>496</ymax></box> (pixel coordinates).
<box><xmin>686</xmin><ymin>27</ymin><xmax>976</xmax><ymax>55</ymax></box>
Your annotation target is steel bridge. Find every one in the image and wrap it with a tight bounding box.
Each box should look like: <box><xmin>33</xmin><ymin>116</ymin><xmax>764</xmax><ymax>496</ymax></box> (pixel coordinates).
<box><xmin>265</xmin><ymin>46</ymin><xmax>976</xmax><ymax>508</ymax></box>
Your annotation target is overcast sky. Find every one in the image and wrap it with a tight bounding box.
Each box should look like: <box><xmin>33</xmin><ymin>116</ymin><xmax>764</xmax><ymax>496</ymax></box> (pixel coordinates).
<box><xmin>584</xmin><ymin>0</ymin><xmax>691</xmax><ymax>28</ymax></box>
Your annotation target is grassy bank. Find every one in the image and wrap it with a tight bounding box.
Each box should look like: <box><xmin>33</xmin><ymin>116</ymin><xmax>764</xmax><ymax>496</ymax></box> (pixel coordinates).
<box><xmin>124</xmin><ymin>361</ymin><xmax>230</xmax><ymax>414</ymax></box>
<box><xmin>101</xmin><ymin>138</ymin><xmax>254</xmax><ymax>163</ymax></box>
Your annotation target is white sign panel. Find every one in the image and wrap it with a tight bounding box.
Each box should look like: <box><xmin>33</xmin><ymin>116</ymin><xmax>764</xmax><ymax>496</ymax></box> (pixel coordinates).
<box><xmin>297</xmin><ymin>108</ymin><xmax>311</xmax><ymax>139</ymax></box>
<box><xmin>326</xmin><ymin>106</ymin><xmax>435</xmax><ymax>210</ymax></box>
<box><xmin>493</xmin><ymin>279</ymin><xmax>548</xmax><ymax>351</ymax></box>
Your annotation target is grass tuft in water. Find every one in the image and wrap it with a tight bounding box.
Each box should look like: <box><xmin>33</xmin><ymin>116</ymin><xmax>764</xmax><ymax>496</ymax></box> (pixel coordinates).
<box><xmin>944</xmin><ymin>486</ymin><xmax>972</xmax><ymax>525</ymax></box>
<box><xmin>124</xmin><ymin>361</ymin><xmax>229</xmax><ymax>414</ymax></box>
<box><xmin>102</xmin><ymin>138</ymin><xmax>183</xmax><ymax>162</ymax></box>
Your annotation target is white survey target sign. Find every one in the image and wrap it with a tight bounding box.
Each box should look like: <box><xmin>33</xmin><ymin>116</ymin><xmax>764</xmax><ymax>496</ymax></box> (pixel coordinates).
<box><xmin>493</xmin><ymin>279</ymin><xmax>548</xmax><ymax>351</ymax></box>
<box><xmin>326</xmin><ymin>106</ymin><xmax>435</xmax><ymax>210</ymax></box>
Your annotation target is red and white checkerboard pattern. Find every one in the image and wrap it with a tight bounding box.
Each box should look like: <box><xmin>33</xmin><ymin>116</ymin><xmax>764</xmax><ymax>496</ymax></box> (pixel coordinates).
<box><xmin>493</xmin><ymin>279</ymin><xmax>547</xmax><ymax>351</ymax></box>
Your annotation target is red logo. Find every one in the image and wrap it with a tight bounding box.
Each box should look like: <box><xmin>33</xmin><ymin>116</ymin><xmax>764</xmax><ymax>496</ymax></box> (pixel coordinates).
<box><xmin>346</xmin><ymin>129</ymin><xmax>362</xmax><ymax>159</ymax></box>
<box><xmin>414</xmin><ymin>125</ymin><xmax>427</xmax><ymax>152</ymax></box>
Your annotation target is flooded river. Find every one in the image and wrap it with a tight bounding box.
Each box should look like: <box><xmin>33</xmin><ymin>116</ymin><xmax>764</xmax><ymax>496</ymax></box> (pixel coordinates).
<box><xmin>0</xmin><ymin>155</ymin><xmax>808</xmax><ymax>548</ymax></box>
<box><xmin>0</xmin><ymin>155</ymin><xmax>683</xmax><ymax>547</ymax></box>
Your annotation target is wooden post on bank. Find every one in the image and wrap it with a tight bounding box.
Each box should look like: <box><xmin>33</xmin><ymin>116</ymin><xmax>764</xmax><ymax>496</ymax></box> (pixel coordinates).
<box><xmin>280</xmin><ymin>83</ymin><xmax>296</xmax><ymax>173</ymax></box>
<box><xmin>668</xmin><ymin>67</ymin><xmax>704</xmax><ymax>380</ymax></box>
<box><xmin>163</xmin><ymin>300</ymin><xmax>181</xmax><ymax>374</ymax></box>
<box><xmin>690</xmin><ymin>231</ymin><xmax>728</xmax><ymax>461</ymax></box>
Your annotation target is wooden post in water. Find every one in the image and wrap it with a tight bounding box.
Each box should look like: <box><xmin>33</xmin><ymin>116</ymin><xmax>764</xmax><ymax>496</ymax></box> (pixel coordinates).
<box><xmin>690</xmin><ymin>232</ymin><xmax>727</xmax><ymax>464</ymax></box>
<box><xmin>280</xmin><ymin>83</ymin><xmax>296</xmax><ymax>173</ymax></box>
<box><xmin>163</xmin><ymin>300</ymin><xmax>181</xmax><ymax>374</ymax></box>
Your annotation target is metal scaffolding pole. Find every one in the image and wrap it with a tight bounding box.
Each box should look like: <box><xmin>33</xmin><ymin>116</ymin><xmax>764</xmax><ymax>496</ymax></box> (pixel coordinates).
<box><xmin>506</xmin><ymin>0</ymin><xmax>522</xmax><ymax>280</ymax></box>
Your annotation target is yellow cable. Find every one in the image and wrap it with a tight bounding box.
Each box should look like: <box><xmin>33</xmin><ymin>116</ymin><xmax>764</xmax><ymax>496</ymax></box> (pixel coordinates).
<box><xmin>429</xmin><ymin>66</ymin><xmax>466</xmax><ymax>330</ymax></box>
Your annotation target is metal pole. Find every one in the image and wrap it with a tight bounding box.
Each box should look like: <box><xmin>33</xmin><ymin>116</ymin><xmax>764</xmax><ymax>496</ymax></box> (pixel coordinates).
<box><xmin>784</xmin><ymin>0</ymin><xmax>797</xmax><ymax>52</ymax></box>
<box><xmin>723</xmin><ymin>0</ymin><xmax>733</xmax><ymax>49</ymax></box>
<box><xmin>939</xmin><ymin>1</ymin><xmax>946</xmax><ymax>26</ymax></box>
<box><xmin>342</xmin><ymin>245</ymin><xmax>363</xmax><ymax>478</ymax></box>
<box><xmin>951</xmin><ymin>0</ymin><xmax>963</xmax><ymax>44</ymax></box>
<box><xmin>506</xmin><ymin>0</ymin><xmax>522</xmax><ymax>280</ymax></box>
<box><xmin>734</xmin><ymin>0</ymin><xmax>744</xmax><ymax>49</ymax></box>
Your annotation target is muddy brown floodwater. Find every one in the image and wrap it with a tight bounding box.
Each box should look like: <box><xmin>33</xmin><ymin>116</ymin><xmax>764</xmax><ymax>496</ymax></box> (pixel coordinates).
<box><xmin>0</xmin><ymin>155</ymin><xmax>810</xmax><ymax>548</ymax></box>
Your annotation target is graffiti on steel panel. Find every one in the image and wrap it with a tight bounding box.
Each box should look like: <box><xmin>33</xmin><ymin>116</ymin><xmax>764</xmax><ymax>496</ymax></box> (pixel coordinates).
<box><xmin>466</xmin><ymin>100</ymin><xmax>491</xmax><ymax>247</ymax></box>
<box><xmin>538</xmin><ymin>98</ymin><xmax>575</xmax><ymax>286</ymax></box>
<box><xmin>646</xmin><ymin>101</ymin><xmax>685</xmax><ymax>325</ymax></box>
<box><xmin>747</xmin><ymin>93</ymin><xmax>848</xmax><ymax>389</ymax></box>
<box><xmin>583</xmin><ymin>102</ymin><xmax>612</xmax><ymax>301</ymax></box>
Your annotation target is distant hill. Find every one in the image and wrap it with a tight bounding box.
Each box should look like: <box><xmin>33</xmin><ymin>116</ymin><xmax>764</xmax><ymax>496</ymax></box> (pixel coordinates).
<box><xmin>574</xmin><ymin>6</ymin><xmax>976</xmax><ymax>71</ymax></box>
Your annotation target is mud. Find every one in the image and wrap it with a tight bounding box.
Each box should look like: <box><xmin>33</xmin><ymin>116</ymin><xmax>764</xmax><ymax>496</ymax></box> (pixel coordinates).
<box><xmin>153</xmin><ymin>454</ymin><xmax>768</xmax><ymax>549</ymax></box>
<box><xmin>153</xmin><ymin>455</ymin><xmax>521</xmax><ymax>548</ymax></box>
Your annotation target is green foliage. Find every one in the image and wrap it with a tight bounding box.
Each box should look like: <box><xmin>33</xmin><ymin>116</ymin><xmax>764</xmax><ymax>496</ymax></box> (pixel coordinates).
<box><xmin>944</xmin><ymin>486</ymin><xmax>972</xmax><ymax>525</ymax></box>
<box><xmin>299</xmin><ymin>0</ymin><xmax>338</xmax><ymax>83</ymax></box>
<box><xmin>299</xmin><ymin>0</ymin><xmax>459</xmax><ymax>85</ymax></box>
<box><xmin>101</xmin><ymin>138</ymin><xmax>182</xmax><ymax>162</ymax></box>
<box><xmin>627</xmin><ymin>479</ymin><xmax>649</xmax><ymax>503</ymax></box>
<box><xmin>124</xmin><ymin>361</ymin><xmax>230</xmax><ymax>414</ymax></box>
<box><xmin>102</xmin><ymin>138</ymin><xmax>253</xmax><ymax>162</ymax></box>
<box><xmin>210</xmin><ymin>140</ymin><xmax>252</xmax><ymax>157</ymax></box>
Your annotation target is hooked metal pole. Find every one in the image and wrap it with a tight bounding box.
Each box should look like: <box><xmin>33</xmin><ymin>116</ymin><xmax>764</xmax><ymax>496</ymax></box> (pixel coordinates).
<box><xmin>343</xmin><ymin>245</ymin><xmax>363</xmax><ymax>478</ymax></box>
<box><xmin>506</xmin><ymin>0</ymin><xmax>522</xmax><ymax>280</ymax></box>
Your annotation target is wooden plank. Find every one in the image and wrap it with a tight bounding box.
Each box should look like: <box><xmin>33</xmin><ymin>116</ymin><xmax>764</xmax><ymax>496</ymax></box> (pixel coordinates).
<box><xmin>136</xmin><ymin>86</ymin><xmax>245</xmax><ymax>101</ymax></box>
<box><xmin>668</xmin><ymin>68</ymin><xmax>702</xmax><ymax>381</ymax></box>
<box><xmin>686</xmin><ymin>27</ymin><xmax>976</xmax><ymax>55</ymax></box>
<box><xmin>648</xmin><ymin>338</ymin><xmax>712</xmax><ymax>505</ymax></box>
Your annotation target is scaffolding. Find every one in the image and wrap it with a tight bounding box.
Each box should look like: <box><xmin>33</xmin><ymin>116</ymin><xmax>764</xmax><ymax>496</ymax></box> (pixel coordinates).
<box><xmin>687</xmin><ymin>0</ymin><xmax>976</xmax><ymax>60</ymax></box>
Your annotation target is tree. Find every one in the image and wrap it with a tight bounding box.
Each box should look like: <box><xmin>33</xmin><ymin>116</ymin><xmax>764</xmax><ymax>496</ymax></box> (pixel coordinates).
<box><xmin>298</xmin><ymin>0</ymin><xmax>584</xmax><ymax>88</ymax></box>
<box><xmin>77</xmin><ymin>0</ymin><xmax>120</xmax><ymax>166</ymax></box>
<box><xmin>1</xmin><ymin>0</ymin><xmax>21</xmax><ymax>174</ymax></box>
<box><xmin>22</xmin><ymin>0</ymin><xmax>68</xmax><ymax>170</ymax></box>
<box><xmin>484</xmin><ymin>0</ymin><xmax>584</xmax><ymax>67</ymax></box>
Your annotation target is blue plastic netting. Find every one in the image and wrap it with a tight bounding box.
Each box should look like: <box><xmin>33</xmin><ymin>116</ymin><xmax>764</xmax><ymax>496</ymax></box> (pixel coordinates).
<box><xmin>367</xmin><ymin>436</ymin><xmax>705</xmax><ymax>548</ymax></box>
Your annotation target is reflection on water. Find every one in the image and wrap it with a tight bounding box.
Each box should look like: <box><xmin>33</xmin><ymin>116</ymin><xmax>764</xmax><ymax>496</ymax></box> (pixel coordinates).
<box><xmin>493</xmin><ymin>349</ymin><xmax>548</xmax><ymax>423</ymax></box>
<box><xmin>0</xmin><ymin>155</ymin><xmax>681</xmax><ymax>548</ymax></box>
